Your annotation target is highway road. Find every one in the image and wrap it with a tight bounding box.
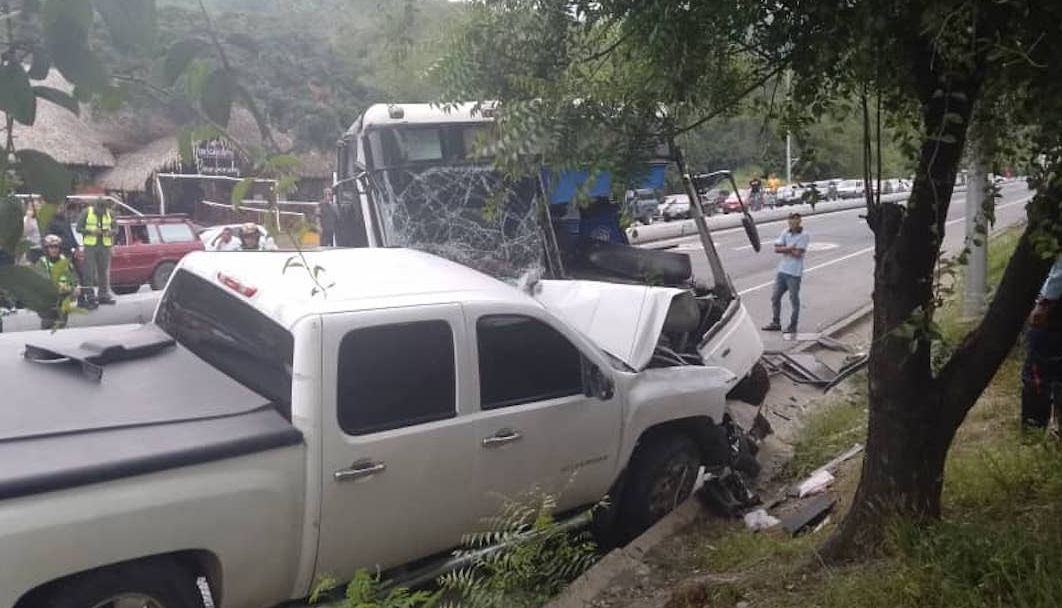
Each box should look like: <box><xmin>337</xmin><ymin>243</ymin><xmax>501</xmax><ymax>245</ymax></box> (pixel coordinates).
<box><xmin>661</xmin><ymin>181</ymin><xmax>1035</xmax><ymax>351</ymax></box>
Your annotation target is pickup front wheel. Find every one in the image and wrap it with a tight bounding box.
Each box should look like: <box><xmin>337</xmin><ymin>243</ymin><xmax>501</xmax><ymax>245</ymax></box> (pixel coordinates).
<box><xmin>30</xmin><ymin>558</ymin><xmax>204</xmax><ymax>608</ymax></box>
<box><xmin>617</xmin><ymin>434</ymin><xmax>702</xmax><ymax>541</ymax></box>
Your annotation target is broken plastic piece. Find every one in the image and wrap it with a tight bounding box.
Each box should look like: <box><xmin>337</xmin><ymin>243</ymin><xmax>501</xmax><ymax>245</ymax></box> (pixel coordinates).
<box><xmin>743</xmin><ymin>509</ymin><xmax>780</xmax><ymax>531</ymax></box>
<box><xmin>781</xmin><ymin>495</ymin><xmax>836</xmax><ymax>536</ymax></box>
<box><xmin>796</xmin><ymin>469</ymin><xmax>835</xmax><ymax>498</ymax></box>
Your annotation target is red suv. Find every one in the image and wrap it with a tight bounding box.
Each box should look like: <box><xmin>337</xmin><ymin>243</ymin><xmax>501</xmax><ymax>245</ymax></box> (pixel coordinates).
<box><xmin>75</xmin><ymin>215</ymin><xmax>204</xmax><ymax>294</ymax></box>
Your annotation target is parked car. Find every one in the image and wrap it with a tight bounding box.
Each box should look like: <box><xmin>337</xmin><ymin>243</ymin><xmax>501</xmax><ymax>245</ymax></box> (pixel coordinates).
<box><xmin>775</xmin><ymin>184</ymin><xmax>808</xmax><ymax>206</ymax></box>
<box><xmin>73</xmin><ymin>214</ymin><xmax>204</xmax><ymax>294</ymax></box>
<box><xmin>198</xmin><ymin>223</ymin><xmax>278</xmax><ymax>251</ymax></box>
<box><xmin>833</xmin><ymin>179</ymin><xmax>866</xmax><ymax>199</ymax></box>
<box><xmin>659</xmin><ymin>194</ymin><xmax>692</xmax><ymax>220</ymax></box>
<box><xmin>721</xmin><ymin>190</ymin><xmax>747</xmax><ymax>214</ymax></box>
<box><xmin>626</xmin><ymin>188</ymin><xmax>662</xmax><ymax>224</ymax></box>
<box><xmin>0</xmin><ymin>247</ymin><xmax>763</xmax><ymax>608</ymax></box>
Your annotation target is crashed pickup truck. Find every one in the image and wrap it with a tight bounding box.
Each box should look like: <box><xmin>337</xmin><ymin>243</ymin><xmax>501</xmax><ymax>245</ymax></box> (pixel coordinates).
<box><xmin>333</xmin><ymin>102</ymin><xmax>769</xmax><ymax>405</ymax></box>
<box><xmin>0</xmin><ymin>248</ymin><xmax>760</xmax><ymax>608</ymax></box>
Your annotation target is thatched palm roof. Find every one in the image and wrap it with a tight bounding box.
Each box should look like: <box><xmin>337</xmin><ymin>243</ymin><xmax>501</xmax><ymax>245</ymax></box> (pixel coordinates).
<box><xmin>3</xmin><ymin>70</ymin><xmax>116</xmax><ymax>168</ymax></box>
<box><xmin>96</xmin><ymin>109</ymin><xmax>330</xmax><ymax>192</ymax></box>
<box><xmin>95</xmin><ymin>135</ymin><xmax>181</xmax><ymax>191</ymax></box>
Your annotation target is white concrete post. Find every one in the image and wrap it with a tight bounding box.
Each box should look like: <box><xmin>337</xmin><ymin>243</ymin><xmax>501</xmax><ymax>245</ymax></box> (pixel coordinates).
<box><xmin>963</xmin><ymin>155</ymin><xmax>988</xmax><ymax>318</ymax></box>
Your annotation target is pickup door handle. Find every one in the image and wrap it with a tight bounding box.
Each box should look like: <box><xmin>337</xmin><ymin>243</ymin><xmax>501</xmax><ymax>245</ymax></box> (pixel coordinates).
<box><xmin>334</xmin><ymin>460</ymin><xmax>387</xmax><ymax>482</ymax></box>
<box><xmin>482</xmin><ymin>429</ymin><xmax>523</xmax><ymax>448</ymax></box>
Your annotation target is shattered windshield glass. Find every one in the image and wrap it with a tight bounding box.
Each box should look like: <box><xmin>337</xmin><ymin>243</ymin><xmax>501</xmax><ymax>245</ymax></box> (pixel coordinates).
<box><xmin>368</xmin><ymin>165</ymin><xmax>547</xmax><ymax>282</ymax></box>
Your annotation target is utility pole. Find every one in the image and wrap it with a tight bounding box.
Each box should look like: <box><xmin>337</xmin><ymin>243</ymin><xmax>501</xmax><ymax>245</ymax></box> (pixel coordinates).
<box><xmin>785</xmin><ymin>70</ymin><xmax>793</xmax><ymax>184</ymax></box>
<box><xmin>963</xmin><ymin>148</ymin><xmax>988</xmax><ymax>318</ymax></box>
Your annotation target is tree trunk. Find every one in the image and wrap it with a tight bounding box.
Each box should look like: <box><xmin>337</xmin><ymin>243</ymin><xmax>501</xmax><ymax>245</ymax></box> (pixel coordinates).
<box><xmin>821</xmin><ymin>68</ymin><xmax>979</xmax><ymax>560</ymax></box>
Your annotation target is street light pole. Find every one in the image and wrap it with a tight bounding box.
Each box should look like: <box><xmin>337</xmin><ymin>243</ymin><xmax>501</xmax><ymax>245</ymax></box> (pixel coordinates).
<box><xmin>785</xmin><ymin>70</ymin><xmax>793</xmax><ymax>184</ymax></box>
<box><xmin>963</xmin><ymin>148</ymin><xmax>988</xmax><ymax>318</ymax></box>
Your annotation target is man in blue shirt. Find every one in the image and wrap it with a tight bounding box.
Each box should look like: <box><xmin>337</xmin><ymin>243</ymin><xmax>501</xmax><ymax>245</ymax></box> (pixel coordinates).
<box><xmin>1021</xmin><ymin>254</ymin><xmax>1062</xmax><ymax>429</ymax></box>
<box><xmin>763</xmin><ymin>213</ymin><xmax>810</xmax><ymax>334</ymax></box>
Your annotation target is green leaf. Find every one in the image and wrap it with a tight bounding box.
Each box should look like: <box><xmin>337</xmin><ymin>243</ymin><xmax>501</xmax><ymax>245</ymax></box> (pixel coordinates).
<box><xmin>28</xmin><ymin>46</ymin><xmax>52</xmax><ymax>80</ymax></box>
<box><xmin>43</xmin><ymin>0</ymin><xmax>108</xmax><ymax>93</ymax></box>
<box><xmin>176</xmin><ymin>128</ymin><xmax>193</xmax><ymax>163</ymax></box>
<box><xmin>51</xmin><ymin>44</ymin><xmax>109</xmax><ymax>93</ymax></box>
<box><xmin>282</xmin><ymin>257</ymin><xmax>304</xmax><ymax>274</ymax></box>
<box><xmin>200</xmin><ymin>69</ymin><xmax>233</xmax><ymax>126</ymax></box>
<box><xmin>49</xmin><ymin>257</ymin><xmax>70</xmax><ymax>283</ymax></box>
<box><xmin>0</xmin><ymin>196</ymin><xmax>24</xmax><ymax>255</ymax></box>
<box><xmin>0</xmin><ymin>265</ymin><xmax>59</xmax><ymax>313</ymax></box>
<box><xmin>33</xmin><ymin>85</ymin><xmax>79</xmax><ymax>115</ymax></box>
<box><xmin>16</xmin><ymin>150</ymin><xmax>73</xmax><ymax>204</ymax></box>
<box><xmin>93</xmin><ymin>0</ymin><xmax>156</xmax><ymax>51</ymax></box>
<box><xmin>0</xmin><ymin>61</ymin><xmax>37</xmax><ymax>125</ymax></box>
<box><xmin>230</xmin><ymin>177</ymin><xmax>255</xmax><ymax>207</ymax></box>
<box><xmin>36</xmin><ymin>202</ymin><xmax>58</xmax><ymax>234</ymax></box>
<box><xmin>163</xmin><ymin>38</ymin><xmax>204</xmax><ymax>86</ymax></box>
<box><xmin>276</xmin><ymin>175</ymin><xmax>298</xmax><ymax>197</ymax></box>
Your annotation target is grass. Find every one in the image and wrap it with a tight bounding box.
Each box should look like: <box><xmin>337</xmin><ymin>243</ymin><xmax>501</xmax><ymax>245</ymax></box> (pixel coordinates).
<box><xmin>683</xmin><ymin>224</ymin><xmax>1062</xmax><ymax>608</ymax></box>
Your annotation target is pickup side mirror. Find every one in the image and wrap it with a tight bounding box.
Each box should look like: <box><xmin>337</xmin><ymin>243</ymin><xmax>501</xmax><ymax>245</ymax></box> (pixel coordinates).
<box><xmin>582</xmin><ymin>358</ymin><xmax>615</xmax><ymax>401</ymax></box>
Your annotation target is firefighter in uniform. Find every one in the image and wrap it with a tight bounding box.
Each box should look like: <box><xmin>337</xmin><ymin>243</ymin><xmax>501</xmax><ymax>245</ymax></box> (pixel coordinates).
<box><xmin>76</xmin><ymin>198</ymin><xmax>116</xmax><ymax>308</ymax></box>
<box><xmin>1022</xmin><ymin>254</ymin><xmax>1062</xmax><ymax>430</ymax></box>
<box><xmin>35</xmin><ymin>234</ymin><xmax>79</xmax><ymax>329</ymax></box>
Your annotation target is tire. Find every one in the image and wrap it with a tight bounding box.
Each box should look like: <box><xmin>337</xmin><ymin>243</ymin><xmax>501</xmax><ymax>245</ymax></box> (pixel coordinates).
<box><xmin>150</xmin><ymin>262</ymin><xmax>176</xmax><ymax>291</ymax></box>
<box><xmin>617</xmin><ymin>434</ymin><xmax>702</xmax><ymax>541</ymax></box>
<box><xmin>31</xmin><ymin>558</ymin><xmax>205</xmax><ymax>608</ymax></box>
<box><xmin>727</xmin><ymin>361</ymin><xmax>770</xmax><ymax>406</ymax></box>
<box><xmin>111</xmin><ymin>284</ymin><xmax>139</xmax><ymax>296</ymax></box>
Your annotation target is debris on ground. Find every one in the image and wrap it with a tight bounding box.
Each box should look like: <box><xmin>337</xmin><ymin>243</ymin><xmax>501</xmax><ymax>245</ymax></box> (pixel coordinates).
<box><xmin>794</xmin><ymin>469</ymin><xmax>835</xmax><ymax>498</ymax></box>
<box><xmin>743</xmin><ymin>508</ymin><xmax>781</xmax><ymax>531</ymax></box>
<box><xmin>780</xmin><ymin>494</ymin><xmax>837</xmax><ymax>536</ymax></box>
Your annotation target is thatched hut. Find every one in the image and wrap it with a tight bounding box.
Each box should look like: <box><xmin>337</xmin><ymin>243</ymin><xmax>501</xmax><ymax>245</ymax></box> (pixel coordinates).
<box><xmin>2</xmin><ymin>70</ymin><xmax>116</xmax><ymax>185</ymax></box>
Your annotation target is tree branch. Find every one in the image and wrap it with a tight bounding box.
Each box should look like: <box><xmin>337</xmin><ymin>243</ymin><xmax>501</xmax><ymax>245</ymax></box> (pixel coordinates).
<box><xmin>668</xmin><ymin>65</ymin><xmax>788</xmax><ymax>138</ymax></box>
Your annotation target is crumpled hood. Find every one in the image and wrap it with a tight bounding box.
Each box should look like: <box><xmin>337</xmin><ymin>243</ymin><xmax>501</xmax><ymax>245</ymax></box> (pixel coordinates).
<box><xmin>533</xmin><ymin>280</ymin><xmax>685</xmax><ymax>371</ymax></box>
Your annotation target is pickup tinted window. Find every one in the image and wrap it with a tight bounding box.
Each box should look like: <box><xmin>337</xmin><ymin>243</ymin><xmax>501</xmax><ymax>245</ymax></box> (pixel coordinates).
<box><xmin>477</xmin><ymin>315</ymin><xmax>583</xmax><ymax>410</ymax></box>
<box><xmin>156</xmin><ymin>270</ymin><xmax>293</xmax><ymax>411</ymax></box>
<box><xmin>338</xmin><ymin>321</ymin><xmax>456</xmax><ymax>435</ymax></box>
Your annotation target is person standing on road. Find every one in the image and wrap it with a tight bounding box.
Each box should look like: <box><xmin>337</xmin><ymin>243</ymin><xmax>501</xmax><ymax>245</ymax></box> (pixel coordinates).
<box><xmin>318</xmin><ymin>187</ymin><xmax>338</xmax><ymax>247</ymax></box>
<box><xmin>23</xmin><ymin>201</ymin><xmax>43</xmax><ymax>264</ymax></box>
<box><xmin>749</xmin><ymin>176</ymin><xmax>764</xmax><ymax>211</ymax></box>
<box><xmin>76</xmin><ymin>198</ymin><xmax>116</xmax><ymax>308</ymax></box>
<box><xmin>763</xmin><ymin>212</ymin><xmax>810</xmax><ymax>335</ymax></box>
<box><xmin>1021</xmin><ymin>254</ymin><xmax>1062</xmax><ymax>430</ymax></box>
<box><xmin>34</xmin><ymin>234</ymin><xmax>79</xmax><ymax>330</ymax></box>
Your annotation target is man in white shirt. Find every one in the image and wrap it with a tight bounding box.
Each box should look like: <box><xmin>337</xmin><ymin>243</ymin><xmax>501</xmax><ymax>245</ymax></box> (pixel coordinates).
<box><xmin>763</xmin><ymin>213</ymin><xmax>810</xmax><ymax>334</ymax></box>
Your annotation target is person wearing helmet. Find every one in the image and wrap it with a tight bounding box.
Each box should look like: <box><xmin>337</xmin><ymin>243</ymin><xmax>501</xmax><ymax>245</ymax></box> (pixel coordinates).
<box><xmin>35</xmin><ymin>234</ymin><xmax>80</xmax><ymax>329</ymax></box>
<box><xmin>238</xmin><ymin>222</ymin><xmax>277</xmax><ymax>251</ymax></box>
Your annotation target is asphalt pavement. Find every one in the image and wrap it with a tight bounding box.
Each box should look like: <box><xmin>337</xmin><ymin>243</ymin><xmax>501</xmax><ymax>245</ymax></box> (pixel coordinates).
<box><xmin>658</xmin><ymin>181</ymin><xmax>1034</xmax><ymax>352</ymax></box>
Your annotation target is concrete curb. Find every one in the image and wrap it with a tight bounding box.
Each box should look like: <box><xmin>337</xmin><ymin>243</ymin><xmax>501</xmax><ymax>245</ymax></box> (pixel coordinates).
<box><xmin>544</xmin><ymin>498</ymin><xmax>704</xmax><ymax>608</ymax></box>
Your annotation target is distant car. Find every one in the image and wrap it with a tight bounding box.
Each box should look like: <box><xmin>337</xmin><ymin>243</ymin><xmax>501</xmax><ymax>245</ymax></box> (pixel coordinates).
<box><xmin>834</xmin><ymin>179</ymin><xmax>866</xmax><ymax>199</ymax></box>
<box><xmin>775</xmin><ymin>184</ymin><xmax>808</xmax><ymax>206</ymax></box>
<box><xmin>626</xmin><ymin>189</ymin><xmax>662</xmax><ymax>224</ymax></box>
<box><xmin>660</xmin><ymin>194</ymin><xmax>692</xmax><ymax>221</ymax></box>
<box><xmin>198</xmin><ymin>223</ymin><xmax>278</xmax><ymax>251</ymax></box>
<box><xmin>721</xmin><ymin>190</ymin><xmax>746</xmax><ymax>214</ymax></box>
<box><xmin>74</xmin><ymin>214</ymin><xmax>204</xmax><ymax>294</ymax></box>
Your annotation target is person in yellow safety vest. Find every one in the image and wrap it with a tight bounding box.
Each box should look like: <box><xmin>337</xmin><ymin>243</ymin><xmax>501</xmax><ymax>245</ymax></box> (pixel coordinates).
<box><xmin>76</xmin><ymin>198</ymin><xmax>116</xmax><ymax>309</ymax></box>
<box><xmin>35</xmin><ymin>234</ymin><xmax>80</xmax><ymax>329</ymax></box>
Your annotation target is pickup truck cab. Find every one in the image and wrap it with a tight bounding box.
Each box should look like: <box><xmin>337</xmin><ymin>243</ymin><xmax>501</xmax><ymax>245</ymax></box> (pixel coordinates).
<box><xmin>0</xmin><ymin>248</ymin><xmax>757</xmax><ymax>608</ymax></box>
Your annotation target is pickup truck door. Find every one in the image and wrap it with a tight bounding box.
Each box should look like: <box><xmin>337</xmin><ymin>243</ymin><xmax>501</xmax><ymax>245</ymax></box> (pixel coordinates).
<box><xmin>316</xmin><ymin>304</ymin><xmax>483</xmax><ymax>576</ymax></box>
<box><xmin>462</xmin><ymin>304</ymin><xmax>623</xmax><ymax>517</ymax></box>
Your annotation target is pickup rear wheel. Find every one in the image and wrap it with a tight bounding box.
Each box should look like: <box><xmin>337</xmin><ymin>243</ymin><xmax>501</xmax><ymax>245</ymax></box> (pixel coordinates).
<box><xmin>618</xmin><ymin>434</ymin><xmax>701</xmax><ymax>541</ymax></box>
<box><xmin>32</xmin><ymin>558</ymin><xmax>204</xmax><ymax>608</ymax></box>
<box><xmin>150</xmin><ymin>262</ymin><xmax>176</xmax><ymax>291</ymax></box>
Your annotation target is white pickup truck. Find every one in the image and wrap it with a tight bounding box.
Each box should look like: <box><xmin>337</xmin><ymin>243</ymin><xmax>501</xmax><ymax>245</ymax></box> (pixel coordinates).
<box><xmin>0</xmin><ymin>248</ymin><xmax>760</xmax><ymax>608</ymax></box>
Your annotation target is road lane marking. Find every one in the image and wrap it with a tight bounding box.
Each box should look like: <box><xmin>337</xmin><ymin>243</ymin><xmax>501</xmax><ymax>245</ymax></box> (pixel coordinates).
<box><xmin>734</xmin><ymin>195</ymin><xmax>1033</xmax><ymax>296</ymax></box>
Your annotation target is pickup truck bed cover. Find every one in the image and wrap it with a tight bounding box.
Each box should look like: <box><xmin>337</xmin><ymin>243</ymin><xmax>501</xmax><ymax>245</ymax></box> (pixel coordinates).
<box><xmin>0</xmin><ymin>325</ymin><xmax>303</xmax><ymax>500</ymax></box>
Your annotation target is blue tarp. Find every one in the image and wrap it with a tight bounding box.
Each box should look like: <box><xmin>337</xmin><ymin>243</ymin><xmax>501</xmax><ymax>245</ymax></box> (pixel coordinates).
<box><xmin>543</xmin><ymin>164</ymin><xmax>667</xmax><ymax>205</ymax></box>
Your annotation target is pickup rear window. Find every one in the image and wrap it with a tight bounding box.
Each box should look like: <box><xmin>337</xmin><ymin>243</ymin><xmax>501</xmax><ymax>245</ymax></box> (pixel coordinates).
<box><xmin>156</xmin><ymin>270</ymin><xmax>294</xmax><ymax>411</ymax></box>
